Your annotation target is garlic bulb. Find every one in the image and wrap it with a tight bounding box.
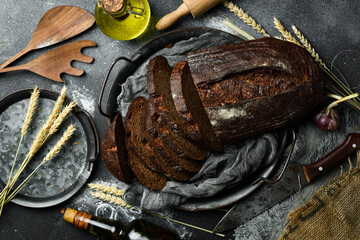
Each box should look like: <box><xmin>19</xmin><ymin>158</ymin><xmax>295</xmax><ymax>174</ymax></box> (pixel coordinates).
<box><xmin>313</xmin><ymin>93</ymin><xmax>358</xmax><ymax>131</ymax></box>
<box><xmin>313</xmin><ymin>108</ymin><xmax>340</xmax><ymax>130</ymax></box>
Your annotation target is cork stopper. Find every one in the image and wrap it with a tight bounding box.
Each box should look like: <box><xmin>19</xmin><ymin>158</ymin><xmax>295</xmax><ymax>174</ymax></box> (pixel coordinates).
<box><xmin>62</xmin><ymin>208</ymin><xmax>91</xmax><ymax>230</ymax></box>
<box><xmin>102</xmin><ymin>0</ymin><xmax>125</xmax><ymax>13</ymax></box>
<box><xmin>62</xmin><ymin>208</ymin><xmax>77</xmax><ymax>224</ymax></box>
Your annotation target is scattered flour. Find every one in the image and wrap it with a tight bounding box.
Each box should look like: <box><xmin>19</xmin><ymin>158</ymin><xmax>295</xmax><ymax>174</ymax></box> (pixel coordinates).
<box><xmin>52</xmin><ymin>84</ymin><xmax>96</xmax><ymax>117</ymax></box>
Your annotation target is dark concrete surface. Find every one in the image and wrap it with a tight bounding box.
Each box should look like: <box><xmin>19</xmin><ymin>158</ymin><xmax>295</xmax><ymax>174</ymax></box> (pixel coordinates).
<box><xmin>0</xmin><ymin>0</ymin><xmax>359</xmax><ymax>239</ymax></box>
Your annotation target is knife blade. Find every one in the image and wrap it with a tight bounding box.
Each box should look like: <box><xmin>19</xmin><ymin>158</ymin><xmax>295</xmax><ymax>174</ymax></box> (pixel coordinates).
<box><xmin>213</xmin><ymin>133</ymin><xmax>360</xmax><ymax>233</ymax></box>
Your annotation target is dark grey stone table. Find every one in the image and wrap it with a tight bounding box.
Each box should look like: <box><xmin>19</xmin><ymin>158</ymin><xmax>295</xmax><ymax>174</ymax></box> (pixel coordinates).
<box><xmin>0</xmin><ymin>0</ymin><xmax>359</xmax><ymax>239</ymax></box>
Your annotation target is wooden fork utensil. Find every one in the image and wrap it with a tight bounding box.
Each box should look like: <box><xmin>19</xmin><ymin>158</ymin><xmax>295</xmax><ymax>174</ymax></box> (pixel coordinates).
<box><xmin>0</xmin><ymin>6</ymin><xmax>95</xmax><ymax>69</ymax></box>
<box><xmin>0</xmin><ymin>40</ymin><xmax>96</xmax><ymax>82</ymax></box>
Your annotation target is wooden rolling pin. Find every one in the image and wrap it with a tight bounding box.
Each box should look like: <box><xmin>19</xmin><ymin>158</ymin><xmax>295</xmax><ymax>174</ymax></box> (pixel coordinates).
<box><xmin>156</xmin><ymin>0</ymin><xmax>225</xmax><ymax>31</ymax></box>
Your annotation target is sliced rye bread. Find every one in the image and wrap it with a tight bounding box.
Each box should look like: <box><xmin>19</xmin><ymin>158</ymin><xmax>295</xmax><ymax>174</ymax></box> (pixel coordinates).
<box><xmin>101</xmin><ymin>113</ymin><xmax>133</xmax><ymax>184</ymax></box>
<box><xmin>126</xmin><ymin>96</ymin><xmax>194</xmax><ymax>182</ymax></box>
<box><xmin>127</xmin><ymin>148</ymin><xmax>167</xmax><ymax>190</ymax></box>
<box><xmin>125</xmin><ymin>97</ymin><xmax>164</xmax><ymax>174</ymax></box>
<box><xmin>146</xmin><ymin>56</ymin><xmax>209</xmax><ymax>157</ymax></box>
<box><xmin>170</xmin><ymin>61</ymin><xmax>223</xmax><ymax>152</ymax></box>
<box><xmin>145</xmin><ymin>99</ymin><xmax>204</xmax><ymax>172</ymax></box>
<box><xmin>140</xmin><ymin>100</ymin><xmax>196</xmax><ymax>180</ymax></box>
<box><xmin>125</xmin><ymin>97</ymin><xmax>168</xmax><ymax>190</ymax></box>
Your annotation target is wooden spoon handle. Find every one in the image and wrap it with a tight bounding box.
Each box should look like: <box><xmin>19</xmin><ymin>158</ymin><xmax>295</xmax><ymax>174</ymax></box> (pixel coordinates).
<box><xmin>0</xmin><ymin>45</ymin><xmax>33</xmax><ymax>69</ymax></box>
<box><xmin>156</xmin><ymin>3</ymin><xmax>190</xmax><ymax>31</ymax></box>
<box><xmin>0</xmin><ymin>64</ymin><xmax>28</xmax><ymax>74</ymax></box>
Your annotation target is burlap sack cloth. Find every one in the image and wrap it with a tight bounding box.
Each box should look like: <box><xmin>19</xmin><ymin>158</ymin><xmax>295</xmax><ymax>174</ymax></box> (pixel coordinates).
<box><xmin>280</xmin><ymin>160</ymin><xmax>360</xmax><ymax>240</ymax></box>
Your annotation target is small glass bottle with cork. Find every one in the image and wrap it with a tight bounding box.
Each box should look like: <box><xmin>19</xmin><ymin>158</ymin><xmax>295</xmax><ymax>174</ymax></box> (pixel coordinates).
<box><xmin>95</xmin><ymin>0</ymin><xmax>151</xmax><ymax>41</ymax></box>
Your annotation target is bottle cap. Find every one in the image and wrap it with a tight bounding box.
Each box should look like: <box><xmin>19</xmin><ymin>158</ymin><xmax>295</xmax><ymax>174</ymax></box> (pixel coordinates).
<box><xmin>63</xmin><ymin>208</ymin><xmax>77</xmax><ymax>224</ymax></box>
<box><xmin>102</xmin><ymin>0</ymin><xmax>125</xmax><ymax>13</ymax></box>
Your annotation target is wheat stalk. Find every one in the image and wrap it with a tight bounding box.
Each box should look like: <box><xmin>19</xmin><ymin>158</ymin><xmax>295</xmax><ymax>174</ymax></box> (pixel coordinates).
<box><xmin>0</xmin><ymin>87</ymin><xmax>40</xmax><ymax>215</ymax></box>
<box><xmin>48</xmin><ymin>101</ymin><xmax>76</xmax><ymax>136</ymax></box>
<box><xmin>8</xmin><ymin>87</ymin><xmax>68</xmax><ymax>184</ymax></box>
<box><xmin>88</xmin><ymin>183</ymin><xmax>124</xmax><ymax>196</ymax></box>
<box><xmin>223</xmin><ymin>1</ymin><xmax>270</xmax><ymax>37</ymax></box>
<box><xmin>273</xmin><ymin>17</ymin><xmax>301</xmax><ymax>46</ymax></box>
<box><xmin>91</xmin><ymin>191</ymin><xmax>136</xmax><ymax>210</ymax></box>
<box><xmin>290</xmin><ymin>26</ymin><xmax>360</xmax><ymax>111</ymax></box>
<box><xmin>28</xmin><ymin>86</ymin><xmax>67</xmax><ymax>158</ymax></box>
<box><xmin>0</xmin><ymin>86</ymin><xmax>76</xmax><ymax>213</ymax></box>
<box><xmin>292</xmin><ymin>25</ymin><xmax>327</xmax><ymax>69</ymax></box>
<box><xmin>89</xmin><ymin>186</ymin><xmax>226</xmax><ymax>237</ymax></box>
<box><xmin>43</xmin><ymin>124</ymin><xmax>76</xmax><ymax>163</ymax></box>
<box><xmin>4</xmin><ymin>124</ymin><xmax>76</xmax><ymax>204</ymax></box>
<box><xmin>22</xmin><ymin>87</ymin><xmax>40</xmax><ymax>136</ymax></box>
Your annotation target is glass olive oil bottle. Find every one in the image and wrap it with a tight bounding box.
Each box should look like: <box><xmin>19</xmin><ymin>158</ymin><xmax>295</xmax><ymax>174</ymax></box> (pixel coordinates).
<box><xmin>62</xmin><ymin>208</ymin><xmax>181</xmax><ymax>240</ymax></box>
<box><xmin>95</xmin><ymin>0</ymin><xmax>151</xmax><ymax>40</ymax></box>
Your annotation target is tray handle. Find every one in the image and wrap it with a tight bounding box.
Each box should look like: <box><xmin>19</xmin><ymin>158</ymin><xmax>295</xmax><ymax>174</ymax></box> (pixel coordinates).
<box><xmin>74</xmin><ymin>107</ymin><xmax>100</xmax><ymax>171</ymax></box>
<box><xmin>98</xmin><ymin>56</ymin><xmax>134</xmax><ymax>119</ymax></box>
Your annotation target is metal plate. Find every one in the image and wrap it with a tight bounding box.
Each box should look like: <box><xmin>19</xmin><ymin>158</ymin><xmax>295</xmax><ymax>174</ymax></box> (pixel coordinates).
<box><xmin>102</xmin><ymin>27</ymin><xmax>287</xmax><ymax>210</ymax></box>
<box><xmin>0</xmin><ymin>89</ymin><xmax>99</xmax><ymax>208</ymax></box>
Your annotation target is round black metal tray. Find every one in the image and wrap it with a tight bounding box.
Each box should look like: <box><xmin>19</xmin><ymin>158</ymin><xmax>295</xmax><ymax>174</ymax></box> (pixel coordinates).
<box><xmin>98</xmin><ymin>27</ymin><xmax>287</xmax><ymax>210</ymax></box>
<box><xmin>0</xmin><ymin>89</ymin><xmax>99</xmax><ymax>208</ymax></box>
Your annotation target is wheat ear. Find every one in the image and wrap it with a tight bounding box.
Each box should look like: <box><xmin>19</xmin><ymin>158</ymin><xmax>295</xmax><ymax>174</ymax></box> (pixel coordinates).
<box><xmin>291</xmin><ymin>25</ymin><xmax>327</xmax><ymax>69</ymax></box>
<box><xmin>223</xmin><ymin>1</ymin><xmax>270</xmax><ymax>37</ymax></box>
<box><xmin>1</xmin><ymin>86</ymin><xmax>68</xmax><ymax>206</ymax></box>
<box><xmin>4</xmin><ymin>124</ymin><xmax>76</xmax><ymax>204</ymax></box>
<box><xmin>48</xmin><ymin>101</ymin><xmax>77</xmax><ymax>136</ymax></box>
<box><xmin>22</xmin><ymin>87</ymin><xmax>40</xmax><ymax>136</ymax></box>
<box><xmin>0</xmin><ymin>87</ymin><xmax>40</xmax><ymax>216</ymax></box>
<box><xmin>273</xmin><ymin>17</ymin><xmax>301</xmax><ymax>46</ymax></box>
<box><xmin>43</xmin><ymin>124</ymin><xmax>76</xmax><ymax>163</ymax></box>
<box><xmin>88</xmin><ymin>183</ymin><xmax>124</xmax><ymax>196</ymax></box>
<box><xmin>89</xmin><ymin>187</ymin><xmax>225</xmax><ymax>237</ymax></box>
<box><xmin>91</xmin><ymin>191</ymin><xmax>136</xmax><ymax>210</ymax></box>
<box><xmin>28</xmin><ymin>86</ymin><xmax>67</xmax><ymax>157</ymax></box>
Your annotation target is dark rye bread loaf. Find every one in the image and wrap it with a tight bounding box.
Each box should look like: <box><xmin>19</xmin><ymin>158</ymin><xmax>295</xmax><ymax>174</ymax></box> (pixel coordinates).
<box><xmin>147</xmin><ymin>56</ymin><xmax>209</xmax><ymax>157</ymax></box>
<box><xmin>170</xmin><ymin>61</ymin><xmax>223</xmax><ymax>152</ymax></box>
<box><xmin>101</xmin><ymin>114</ymin><xmax>133</xmax><ymax>184</ymax></box>
<box><xmin>187</xmin><ymin>37</ymin><xmax>324</xmax><ymax>144</ymax></box>
<box><xmin>146</xmin><ymin>98</ymin><xmax>204</xmax><ymax>172</ymax></box>
<box><xmin>125</xmin><ymin>97</ymin><xmax>168</xmax><ymax>190</ymax></box>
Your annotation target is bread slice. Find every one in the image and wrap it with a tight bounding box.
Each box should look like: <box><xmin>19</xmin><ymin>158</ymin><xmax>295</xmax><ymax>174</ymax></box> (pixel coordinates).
<box><xmin>125</xmin><ymin>97</ymin><xmax>165</xmax><ymax>174</ymax></box>
<box><xmin>146</xmin><ymin>55</ymin><xmax>209</xmax><ymax>157</ymax></box>
<box><xmin>170</xmin><ymin>61</ymin><xmax>223</xmax><ymax>152</ymax></box>
<box><xmin>101</xmin><ymin>113</ymin><xmax>133</xmax><ymax>184</ymax></box>
<box><xmin>140</xmin><ymin>100</ymin><xmax>197</xmax><ymax>180</ymax></box>
<box><xmin>126</xmin><ymin>96</ymin><xmax>194</xmax><ymax>183</ymax></box>
<box><xmin>127</xmin><ymin>148</ymin><xmax>167</xmax><ymax>190</ymax></box>
<box><xmin>145</xmin><ymin>99</ymin><xmax>204</xmax><ymax>172</ymax></box>
<box><xmin>125</xmin><ymin>97</ymin><xmax>168</xmax><ymax>190</ymax></box>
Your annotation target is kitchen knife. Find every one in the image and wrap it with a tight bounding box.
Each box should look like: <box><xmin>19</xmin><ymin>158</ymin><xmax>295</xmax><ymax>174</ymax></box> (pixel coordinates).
<box><xmin>213</xmin><ymin>133</ymin><xmax>360</xmax><ymax>233</ymax></box>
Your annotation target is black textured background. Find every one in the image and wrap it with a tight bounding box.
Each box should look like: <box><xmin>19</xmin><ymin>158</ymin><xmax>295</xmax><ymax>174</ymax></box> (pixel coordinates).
<box><xmin>0</xmin><ymin>1</ymin><xmax>359</xmax><ymax>239</ymax></box>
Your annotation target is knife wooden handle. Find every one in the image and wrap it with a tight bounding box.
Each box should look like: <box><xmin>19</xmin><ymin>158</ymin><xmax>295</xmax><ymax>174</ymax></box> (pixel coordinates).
<box><xmin>302</xmin><ymin>133</ymin><xmax>360</xmax><ymax>183</ymax></box>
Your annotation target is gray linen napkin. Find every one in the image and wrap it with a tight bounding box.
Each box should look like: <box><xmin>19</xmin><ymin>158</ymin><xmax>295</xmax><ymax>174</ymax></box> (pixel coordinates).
<box><xmin>117</xmin><ymin>32</ymin><xmax>287</xmax><ymax>210</ymax></box>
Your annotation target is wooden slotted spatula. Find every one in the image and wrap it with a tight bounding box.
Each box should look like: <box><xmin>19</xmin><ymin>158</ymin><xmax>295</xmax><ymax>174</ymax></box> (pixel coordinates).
<box><xmin>0</xmin><ymin>40</ymin><xmax>96</xmax><ymax>82</ymax></box>
<box><xmin>0</xmin><ymin>5</ymin><xmax>95</xmax><ymax>69</ymax></box>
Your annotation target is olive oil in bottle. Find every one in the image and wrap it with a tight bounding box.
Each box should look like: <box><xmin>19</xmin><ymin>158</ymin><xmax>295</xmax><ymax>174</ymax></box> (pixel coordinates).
<box><xmin>95</xmin><ymin>0</ymin><xmax>151</xmax><ymax>40</ymax></box>
<box><xmin>62</xmin><ymin>208</ymin><xmax>181</xmax><ymax>240</ymax></box>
